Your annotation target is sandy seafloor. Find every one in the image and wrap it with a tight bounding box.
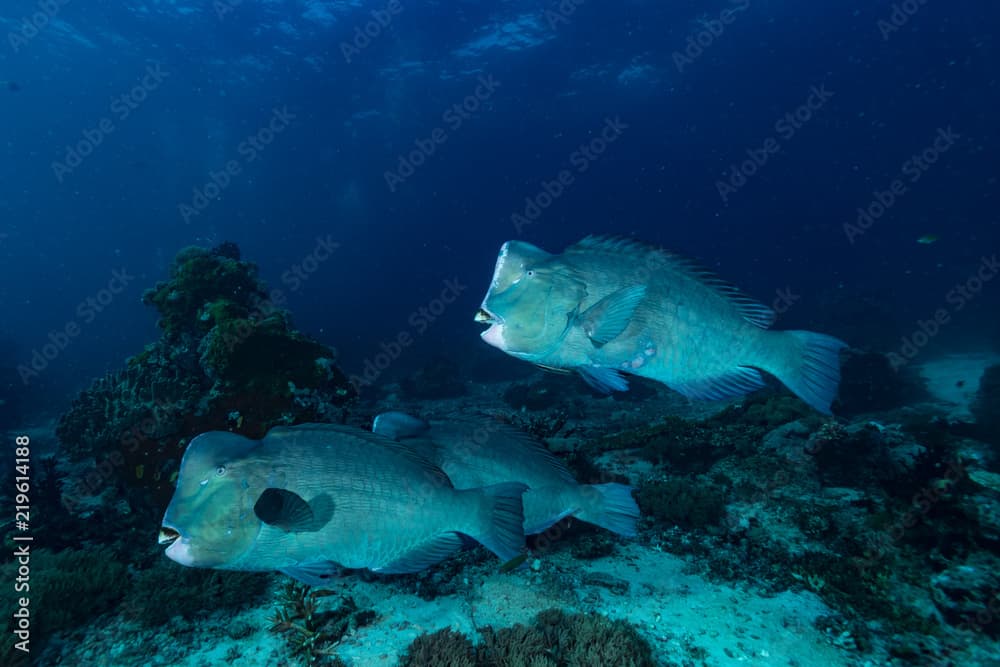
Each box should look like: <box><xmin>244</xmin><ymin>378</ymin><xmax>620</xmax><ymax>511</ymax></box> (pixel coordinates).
<box><xmin>26</xmin><ymin>353</ymin><xmax>1000</xmax><ymax>667</ymax></box>
<box><xmin>61</xmin><ymin>546</ymin><xmax>853</xmax><ymax>667</ymax></box>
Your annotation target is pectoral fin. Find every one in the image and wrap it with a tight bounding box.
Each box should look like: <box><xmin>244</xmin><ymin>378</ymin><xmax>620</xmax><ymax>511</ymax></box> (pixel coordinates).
<box><xmin>579</xmin><ymin>285</ymin><xmax>647</xmax><ymax>346</ymax></box>
<box><xmin>578</xmin><ymin>365</ymin><xmax>629</xmax><ymax>393</ymax></box>
<box><xmin>254</xmin><ymin>488</ymin><xmax>315</xmax><ymax>532</ymax></box>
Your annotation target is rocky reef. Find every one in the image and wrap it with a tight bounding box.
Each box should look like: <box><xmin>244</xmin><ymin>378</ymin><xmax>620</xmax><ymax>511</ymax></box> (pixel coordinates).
<box><xmin>54</xmin><ymin>243</ymin><xmax>355</xmax><ymax>527</ymax></box>
<box><xmin>972</xmin><ymin>363</ymin><xmax>1000</xmax><ymax>444</ymax></box>
<box><xmin>601</xmin><ymin>393</ymin><xmax>1000</xmax><ymax>663</ymax></box>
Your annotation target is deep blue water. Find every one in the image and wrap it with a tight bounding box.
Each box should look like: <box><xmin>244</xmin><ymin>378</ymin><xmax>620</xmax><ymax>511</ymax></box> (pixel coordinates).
<box><xmin>1</xmin><ymin>0</ymin><xmax>997</xmax><ymax>414</ymax></box>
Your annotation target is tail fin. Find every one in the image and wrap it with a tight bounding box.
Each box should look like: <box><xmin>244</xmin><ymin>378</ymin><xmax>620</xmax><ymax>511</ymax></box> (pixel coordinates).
<box><xmin>769</xmin><ymin>330</ymin><xmax>847</xmax><ymax>415</ymax></box>
<box><xmin>464</xmin><ymin>482</ymin><xmax>528</xmax><ymax>562</ymax></box>
<box><xmin>575</xmin><ymin>483</ymin><xmax>640</xmax><ymax>538</ymax></box>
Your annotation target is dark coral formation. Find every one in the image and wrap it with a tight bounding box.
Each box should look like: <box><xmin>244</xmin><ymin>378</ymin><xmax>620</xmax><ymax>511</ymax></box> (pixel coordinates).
<box><xmin>835</xmin><ymin>350</ymin><xmax>924</xmax><ymax>416</ymax></box>
<box><xmin>637</xmin><ymin>477</ymin><xmax>727</xmax><ymax>529</ymax></box>
<box><xmin>401</xmin><ymin>608</ymin><xmax>656</xmax><ymax>666</ymax></box>
<box><xmin>55</xmin><ymin>243</ymin><xmax>355</xmax><ymax>521</ymax></box>
<box><xmin>0</xmin><ymin>547</ymin><xmax>128</xmax><ymax>666</ymax></box>
<box><xmin>595</xmin><ymin>396</ymin><xmax>816</xmax><ymax>473</ymax></box>
<box><xmin>400</xmin><ymin>628</ymin><xmax>475</xmax><ymax>667</ymax></box>
<box><xmin>972</xmin><ymin>363</ymin><xmax>1000</xmax><ymax>443</ymax></box>
<box><xmin>607</xmin><ymin>395</ymin><xmax>1000</xmax><ymax>658</ymax></box>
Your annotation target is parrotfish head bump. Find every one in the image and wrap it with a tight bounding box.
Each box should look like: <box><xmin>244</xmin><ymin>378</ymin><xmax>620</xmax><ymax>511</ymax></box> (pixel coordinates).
<box><xmin>476</xmin><ymin>241</ymin><xmax>584</xmax><ymax>361</ymax></box>
<box><xmin>159</xmin><ymin>432</ymin><xmax>267</xmax><ymax>568</ymax></box>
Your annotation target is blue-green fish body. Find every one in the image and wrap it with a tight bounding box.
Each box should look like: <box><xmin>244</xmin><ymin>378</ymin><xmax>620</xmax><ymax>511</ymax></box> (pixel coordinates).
<box><xmin>373</xmin><ymin>412</ymin><xmax>639</xmax><ymax>537</ymax></box>
<box><xmin>159</xmin><ymin>424</ymin><xmax>526</xmax><ymax>583</ymax></box>
<box><xmin>475</xmin><ymin>236</ymin><xmax>845</xmax><ymax>414</ymax></box>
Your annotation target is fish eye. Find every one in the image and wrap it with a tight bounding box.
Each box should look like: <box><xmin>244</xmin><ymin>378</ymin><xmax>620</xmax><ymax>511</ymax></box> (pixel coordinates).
<box><xmin>526</xmin><ymin>270</ymin><xmax>534</xmax><ymax>277</ymax></box>
<box><xmin>216</xmin><ymin>465</ymin><xmax>227</xmax><ymax>476</ymax></box>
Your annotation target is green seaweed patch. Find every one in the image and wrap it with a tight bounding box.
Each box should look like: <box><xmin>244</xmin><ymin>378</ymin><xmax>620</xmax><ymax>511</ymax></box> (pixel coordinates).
<box><xmin>199</xmin><ymin>298</ymin><xmax>247</xmax><ymax>328</ymax></box>
<box><xmin>0</xmin><ymin>547</ymin><xmax>127</xmax><ymax>662</ymax></box>
<box><xmin>637</xmin><ymin>478</ymin><xmax>727</xmax><ymax>530</ymax></box>
<box><xmin>123</xmin><ymin>560</ymin><xmax>271</xmax><ymax>626</ymax></box>
<box><xmin>141</xmin><ymin>246</ymin><xmax>268</xmax><ymax>338</ymax></box>
<box><xmin>269</xmin><ymin>581</ymin><xmax>374</xmax><ymax>666</ymax></box>
<box><xmin>126</xmin><ymin>344</ymin><xmax>155</xmax><ymax>370</ymax></box>
<box><xmin>400</xmin><ymin>627</ymin><xmax>476</xmax><ymax>667</ymax></box>
<box><xmin>790</xmin><ymin>551</ymin><xmax>942</xmax><ymax>642</ymax></box>
<box><xmin>591</xmin><ymin>414</ymin><xmax>769</xmax><ymax>471</ymax></box>
<box><xmin>708</xmin><ymin>394</ymin><xmax>818</xmax><ymax>430</ymax></box>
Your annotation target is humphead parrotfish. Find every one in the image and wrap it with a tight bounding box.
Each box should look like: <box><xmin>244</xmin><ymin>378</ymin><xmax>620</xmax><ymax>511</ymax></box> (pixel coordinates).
<box><xmin>158</xmin><ymin>424</ymin><xmax>527</xmax><ymax>584</ymax></box>
<box><xmin>372</xmin><ymin>412</ymin><xmax>640</xmax><ymax>537</ymax></box>
<box><xmin>474</xmin><ymin>236</ymin><xmax>846</xmax><ymax>414</ymax></box>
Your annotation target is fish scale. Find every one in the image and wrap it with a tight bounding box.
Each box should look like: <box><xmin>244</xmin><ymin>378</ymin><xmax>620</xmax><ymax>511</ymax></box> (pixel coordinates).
<box><xmin>159</xmin><ymin>424</ymin><xmax>527</xmax><ymax>583</ymax></box>
<box><xmin>373</xmin><ymin>413</ymin><xmax>641</xmax><ymax>538</ymax></box>
<box><xmin>476</xmin><ymin>236</ymin><xmax>846</xmax><ymax>414</ymax></box>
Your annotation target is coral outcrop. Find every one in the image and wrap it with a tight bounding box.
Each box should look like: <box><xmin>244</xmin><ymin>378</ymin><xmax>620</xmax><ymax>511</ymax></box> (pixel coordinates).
<box><xmin>55</xmin><ymin>243</ymin><xmax>355</xmax><ymax>522</ymax></box>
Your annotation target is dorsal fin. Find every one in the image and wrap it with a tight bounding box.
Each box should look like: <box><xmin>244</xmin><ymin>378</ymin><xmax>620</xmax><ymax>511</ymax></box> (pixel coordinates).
<box><xmin>565</xmin><ymin>235</ymin><xmax>776</xmax><ymax>329</ymax></box>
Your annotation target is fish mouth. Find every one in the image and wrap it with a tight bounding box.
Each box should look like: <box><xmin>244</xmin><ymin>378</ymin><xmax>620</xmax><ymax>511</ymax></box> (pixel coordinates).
<box><xmin>158</xmin><ymin>524</ymin><xmax>181</xmax><ymax>546</ymax></box>
<box><xmin>475</xmin><ymin>307</ymin><xmax>501</xmax><ymax>324</ymax></box>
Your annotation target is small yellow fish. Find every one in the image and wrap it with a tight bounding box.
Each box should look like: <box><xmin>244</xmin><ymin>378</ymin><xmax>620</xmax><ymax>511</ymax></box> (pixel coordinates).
<box><xmin>917</xmin><ymin>234</ymin><xmax>939</xmax><ymax>245</ymax></box>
